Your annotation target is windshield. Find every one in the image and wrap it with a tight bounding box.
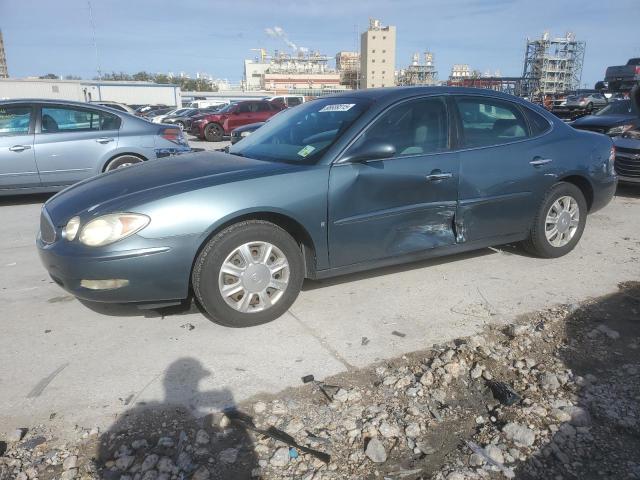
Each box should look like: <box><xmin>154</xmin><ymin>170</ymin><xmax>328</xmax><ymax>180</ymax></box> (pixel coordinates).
<box><xmin>596</xmin><ymin>99</ymin><xmax>638</xmax><ymax>116</ymax></box>
<box><xmin>229</xmin><ymin>97</ymin><xmax>371</xmax><ymax>164</ymax></box>
<box><xmin>213</xmin><ymin>103</ymin><xmax>234</xmax><ymax>113</ymax></box>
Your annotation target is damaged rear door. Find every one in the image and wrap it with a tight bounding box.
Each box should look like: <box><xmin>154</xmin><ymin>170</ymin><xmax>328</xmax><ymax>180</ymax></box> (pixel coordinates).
<box><xmin>328</xmin><ymin>95</ymin><xmax>460</xmax><ymax>267</ymax></box>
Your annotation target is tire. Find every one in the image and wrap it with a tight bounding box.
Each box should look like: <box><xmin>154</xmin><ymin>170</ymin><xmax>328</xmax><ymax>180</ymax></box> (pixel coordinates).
<box><xmin>521</xmin><ymin>182</ymin><xmax>587</xmax><ymax>258</ymax></box>
<box><xmin>175</xmin><ymin>121</ymin><xmax>185</xmax><ymax>131</ymax></box>
<box><xmin>192</xmin><ymin>220</ymin><xmax>304</xmax><ymax>327</ymax></box>
<box><xmin>104</xmin><ymin>154</ymin><xmax>144</xmax><ymax>172</ymax></box>
<box><xmin>204</xmin><ymin>123</ymin><xmax>224</xmax><ymax>142</ymax></box>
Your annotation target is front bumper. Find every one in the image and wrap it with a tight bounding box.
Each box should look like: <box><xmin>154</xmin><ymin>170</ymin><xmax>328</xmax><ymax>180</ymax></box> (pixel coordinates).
<box><xmin>37</xmin><ymin>233</ymin><xmax>198</xmax><ymax>304</ymax></box>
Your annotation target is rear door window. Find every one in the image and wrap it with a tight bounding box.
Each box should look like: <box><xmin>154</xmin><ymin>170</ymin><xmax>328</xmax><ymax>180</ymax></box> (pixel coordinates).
<box><xmin>40</xmin><ymin>106</ymin><xmax>121</xmax><ymax>133</ymax></box>
<box><xmin>454</xmin><ymin>96</ymin><xmax>528</xmax><ymax>148</ymax></box>
<box><xmin>0</xmin><ymin>105</ymin><xmax>32</xmax><ymax>136</ymax></box>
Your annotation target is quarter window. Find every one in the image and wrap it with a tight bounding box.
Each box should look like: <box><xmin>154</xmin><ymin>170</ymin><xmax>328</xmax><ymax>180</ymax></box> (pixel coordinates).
<box><xmin>40</xmin><ymin>106</ymin><xmax>120</xmax><ymax>133</ymax></box>
<box><xmin>455</xmin><ymin>97</ymin><xmax>528</xmax><ymax>148</ymax></box>
<box><xmin>347</xmin><ymin>96</ymin><xmax>449</xmax><ymax>158</ymax></box>
<box><xmin>0</xmin><ymin>105</ymin><xmax>31</xmax><ymax>136</ymax></box>
<box><xmin>523</xmin><ymin>107</ymin><xmax>551</xmax><ymax>137</ymax></box>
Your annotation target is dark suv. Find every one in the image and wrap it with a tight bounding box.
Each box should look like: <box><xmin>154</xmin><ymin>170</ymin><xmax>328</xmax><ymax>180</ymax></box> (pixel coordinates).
<box><xmin>190</xmin><ymin>100</ymin><xmax>285</xmax><ymax>141</ymax></box>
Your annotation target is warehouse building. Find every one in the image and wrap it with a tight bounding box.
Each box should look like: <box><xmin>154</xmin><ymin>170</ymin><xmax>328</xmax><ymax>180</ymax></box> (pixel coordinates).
<box><xmin>0</xmin><ymin>78</ymin><xmax>181</xmax><ymax>106</ymax></box>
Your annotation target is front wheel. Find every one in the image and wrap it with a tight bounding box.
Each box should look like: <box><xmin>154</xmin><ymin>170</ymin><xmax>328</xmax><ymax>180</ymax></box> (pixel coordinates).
<box><xmin>521</xmin><ymin>182</ymin><xmax>587</xmax><ymax>258</ymax></box>
<box><xmin>175</xmin><ymin>121</ymin><xmax>185</xmax><ymax>131</ymax></box>
<box><xmin>204</xmin><ymin>123</ymin><xmax>224</xmax><ymax>142</ymax></box>
<box><xmin>192</xmin><ymin>220</ymin><xmax>304</xmax><ymax>327</ymax></box>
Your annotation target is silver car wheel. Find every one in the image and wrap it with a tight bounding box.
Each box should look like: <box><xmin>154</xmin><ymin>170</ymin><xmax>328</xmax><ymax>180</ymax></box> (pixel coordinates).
<box><xmin>545</xmin><ymin>195</ymin><xmax>580</xmax><ymax>247</ymax></box>
<box><xmin>105</xmin><ymin>155</ymin><xmax>143</xmax><ymax>172</ymax></box>
<box><xmin>218</xmin><ymin>241</ymin><xmax>290</xmax><ymax>313</ymax></box>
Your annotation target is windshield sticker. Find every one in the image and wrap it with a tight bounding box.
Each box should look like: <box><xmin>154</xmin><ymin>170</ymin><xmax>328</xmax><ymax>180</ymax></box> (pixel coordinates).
<box><xmin>297</xmin><ymin>145</ymin><xmax>316</xmax><ymax>157</ymax></box>
<box><xmin>318</xmin><ymin>103</ymin><xmax>355</xmax><ymax>113</ymax></box>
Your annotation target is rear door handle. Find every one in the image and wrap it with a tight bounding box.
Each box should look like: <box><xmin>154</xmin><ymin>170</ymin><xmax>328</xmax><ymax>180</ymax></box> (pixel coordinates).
<box><xmin>529</xmin><ymin>158</ymin><xmax>553</xmax><ymax>167</ymax></box>
<box><xmin>9</xmin><ymin>145</ymin><xmax>31</xmax><ymax>152</ymax></box>
<box><xmin>426</xmin><ymin>172</ymin><xmax>453</xmax><ymax>181</ymax></box>
<box><xmin>96</xmin><ymin>137</ymin><xmax>114</xmax><ymax>144</ymax></box>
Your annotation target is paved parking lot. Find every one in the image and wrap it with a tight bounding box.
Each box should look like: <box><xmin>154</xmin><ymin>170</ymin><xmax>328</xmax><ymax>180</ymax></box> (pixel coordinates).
<box><xmin>1</xmin><ymin>142</ymin><xmax>638</xmax><ymax>437</ymax></box>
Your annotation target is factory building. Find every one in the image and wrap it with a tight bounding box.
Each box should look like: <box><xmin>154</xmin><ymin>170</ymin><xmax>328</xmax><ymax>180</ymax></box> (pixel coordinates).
<box><xmin>336</xmin><ymin>51</ymin><xmax>360</xmax><ymax>89</ymax></box>
<box><xmin>360</xmin><ymin>18</ymin><xmax>396</xmax><ymax>89</ymax></box>
<box><xmin>243</xmin><ymin>49</ymin><xmax>343</xmax><ymax>95</ymax></box>
<box><xmin>0</xmin><ymin>78</ymin><xmax>181</xmax><ymax>106</ymax></box>
<box><xmin>449</xmin><ymin>64</ymin><xmax>472</xmax><ymax>80</ymax></box>
<box><xmin>398</xmin><ymin>52</ymin><xmax>438</xmax><ymax>86</ymax></box>
<box><xmin>522</xmin><ymin>31</ymin><xmax>586</xmax><ymax>98</ymax></box>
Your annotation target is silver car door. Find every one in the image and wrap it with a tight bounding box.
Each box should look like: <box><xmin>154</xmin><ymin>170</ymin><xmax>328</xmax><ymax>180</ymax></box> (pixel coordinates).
<box><xmin>0</xmin><ymin>103</ymin><xmax>39</xmax><ymax>190</ymax></box>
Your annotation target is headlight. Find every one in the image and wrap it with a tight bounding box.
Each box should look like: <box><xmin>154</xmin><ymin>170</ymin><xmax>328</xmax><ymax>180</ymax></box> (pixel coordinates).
<box><xmin>240</xmin><ymin>131</ymin><xmax>252</xmax><ymax>137</ymax></box>
<box><xmin>607</xmin><ymin>124</ymin><xmax>634</xmax><ymax>136</ymax></box>
<box><xmin>63</xmin><ymin>216</ymin><xmax>81</xmax><ymax>241</ymax></box>
<box><xmin>79</xmin><ymin>213</ymin><xmax>150</xmax><ymax>247</ymax></box>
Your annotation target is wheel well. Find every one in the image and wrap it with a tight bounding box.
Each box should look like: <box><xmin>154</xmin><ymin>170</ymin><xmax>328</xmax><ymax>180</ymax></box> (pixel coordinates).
<box><xmin>193</xmin><ymin>212</ymin><xmax>317</xmax><ymax>278</ymax></box>
<box><xmin>102</xmin><ymin>152</ymin><xmax>147</xmax><ymax>172</ymax></box>
<box><xmin>559</xmin><ymin>175</ymin><xmax>594</xmax><ymax>211</ymax></box>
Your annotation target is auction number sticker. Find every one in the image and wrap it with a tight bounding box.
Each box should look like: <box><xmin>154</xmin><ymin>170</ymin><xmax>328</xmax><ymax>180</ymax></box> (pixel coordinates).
<box><xmin>297</xmin><ymin>145</ymin><xmax>316</xmax><ymax>157</ymax></box>
<box><xmin>318</xmin><ymin>103</ymin><xmax>355</xmax><ymax>113</ymax></box>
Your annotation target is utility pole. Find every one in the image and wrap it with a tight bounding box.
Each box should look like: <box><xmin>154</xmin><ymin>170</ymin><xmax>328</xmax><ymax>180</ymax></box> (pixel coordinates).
<box><xmin>87</xmin><ymin>1</ymin><xmax>102</xmax><ymax>79</ymax></box>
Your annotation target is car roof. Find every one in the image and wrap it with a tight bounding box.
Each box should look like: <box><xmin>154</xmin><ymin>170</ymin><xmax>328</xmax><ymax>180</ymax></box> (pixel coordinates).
<box><xmin>0</xmin><ymin>98</ymin><xmax>131</xmax><ymax>115</ymax></box>
<box><xmin>322</xmin><ymin>86</ymin><xmax>532</xmax><ymax>103</ymax></box>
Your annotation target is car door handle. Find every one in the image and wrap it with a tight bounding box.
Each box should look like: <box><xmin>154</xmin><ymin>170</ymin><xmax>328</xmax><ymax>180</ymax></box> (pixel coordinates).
<box><xmin>425</xmin><ymin>172</ymin><xmax>453</xmax><ymax>181</ymax></box>
<box><xmin>96</xmin><ymin>137</ymin><xmax>114</xmax><ymax>144</ymax></box>
<box><xmin>529</xmin><ymin>158</ymin><xmax>553</xmax><ymax>167</ymax></box>
<box><xmin>8</xmin><ymin>145</ymin><xmax>31</xmax><ymax>152</ymax></box>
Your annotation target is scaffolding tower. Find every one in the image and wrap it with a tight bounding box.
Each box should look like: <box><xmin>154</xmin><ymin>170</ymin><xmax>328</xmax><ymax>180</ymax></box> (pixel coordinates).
<box><xmin>398</xmin><ymin>52</ymin><xmax>438</xmax><ymax>86</ymax></box>
<box><xmin>522</xmin><ymin>31</ymin><xmax>585</xmax><ymax>99</ymax></box>
<box><xmin>0</xmin><ymin>30</ymin><xmax>8</xmax><ymax>79</ymax></box>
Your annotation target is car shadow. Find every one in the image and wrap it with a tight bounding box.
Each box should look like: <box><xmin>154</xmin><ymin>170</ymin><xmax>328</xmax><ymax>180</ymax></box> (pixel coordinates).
<box><xmin>93</xmin><ymin>357</ymin><xmax>259</xmax><ymax>479</ymax></box>
<box><xmin>0</xmin><ymin>192</ymin><xmax>54</xmax><ymax>206</ymax></box>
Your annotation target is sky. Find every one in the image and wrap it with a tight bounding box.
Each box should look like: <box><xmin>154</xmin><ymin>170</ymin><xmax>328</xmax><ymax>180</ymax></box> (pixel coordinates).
<box><xmin>1</xmin><ymin>0</ymin><xmax>639</xmax><ymax>87</ymax></box>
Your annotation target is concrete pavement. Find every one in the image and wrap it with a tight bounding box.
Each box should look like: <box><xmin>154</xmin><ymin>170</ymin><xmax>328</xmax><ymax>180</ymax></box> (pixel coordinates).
<box><xmin>0</xmin><ymin>174</ymin><xmax>638</xmax><ymax>439</ymax></box>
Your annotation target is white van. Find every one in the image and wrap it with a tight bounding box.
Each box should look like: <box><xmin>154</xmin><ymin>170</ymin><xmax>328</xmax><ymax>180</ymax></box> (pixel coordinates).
<box><xmin>187</xmin><ymin>99</ymin><xmax>230</xmax><ymax>109</ymax></box>
<box><xmin>265</xmin><ymin>95</ymin><xmax>306</xmax><ymax>108</ymax></box>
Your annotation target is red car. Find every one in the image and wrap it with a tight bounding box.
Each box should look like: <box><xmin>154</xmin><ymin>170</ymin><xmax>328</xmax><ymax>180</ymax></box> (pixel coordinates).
<box><xmin>190</xmin><ymin>100</ymin><xmax>285</xmax><ymax>142</ymax></box>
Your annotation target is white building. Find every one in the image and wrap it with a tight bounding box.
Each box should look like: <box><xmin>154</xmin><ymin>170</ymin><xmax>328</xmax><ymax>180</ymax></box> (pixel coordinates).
<box><xmin>0</xmin><ymin>78</ymin><xmax>181</xmax><ymax>106</ymax></box>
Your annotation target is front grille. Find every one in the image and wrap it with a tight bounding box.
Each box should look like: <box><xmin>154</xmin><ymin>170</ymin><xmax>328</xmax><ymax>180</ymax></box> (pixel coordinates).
<box><xmin>40</xmin><ymin>208</ymin><xmax>57</xmax><ymax>244</ymax></box>
<box><xmin>615</xmin><ymin>151</ymin><xmax>640</xmax><ymax>178</ymax></box>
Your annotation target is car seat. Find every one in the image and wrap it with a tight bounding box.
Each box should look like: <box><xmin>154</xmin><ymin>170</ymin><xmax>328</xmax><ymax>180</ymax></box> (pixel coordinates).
<box><xmin>41</xmin><ymin>114</ymin><xmax>59</xmax><ymax>133</ymax></box>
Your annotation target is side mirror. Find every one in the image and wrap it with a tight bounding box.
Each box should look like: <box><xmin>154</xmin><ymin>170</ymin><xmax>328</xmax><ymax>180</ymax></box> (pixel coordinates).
<box><xmin>340</xmin><ymin>141</ymin><xmax>396</xmax><ymax>163</ymax></box>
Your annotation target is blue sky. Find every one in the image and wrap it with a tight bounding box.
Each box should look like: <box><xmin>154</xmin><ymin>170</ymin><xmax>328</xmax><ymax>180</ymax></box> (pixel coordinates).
<box><xmin>1</xmin><ymin>0</ymin><xmax>639</xmax><ymax>87</ymax></box>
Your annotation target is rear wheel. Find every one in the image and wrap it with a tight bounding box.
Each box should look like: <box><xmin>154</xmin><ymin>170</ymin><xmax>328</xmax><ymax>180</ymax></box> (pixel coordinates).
<box><xmin>104</xmin><ymin>154</ymin><xmax>144</xmax><ymax>172</ymax></box>
<box><xmin>204</xmin><ymin>123</ymin><xmax>224</xmax><ymax>142</ymax></box>
<box><xmin>192</xmin><ymin>220</ymin><xmax>304</xmax><ymax>327</ymax></box>
<box><xmin>175</xmin><ymin>121</ymin><xmax>185</xmax><ymax>131</ymax></box>
<box><xmin>521</xmin><ymin>182</ymin><xmax>587</xmax><ymax>258</ymax></box>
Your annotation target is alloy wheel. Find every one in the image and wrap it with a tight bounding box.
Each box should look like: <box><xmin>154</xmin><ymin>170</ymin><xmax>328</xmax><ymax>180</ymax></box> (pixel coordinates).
<box><xmin>545</xmin><ymin>195</ymin><xmax>580</xmax><ymax>247</ymax></box>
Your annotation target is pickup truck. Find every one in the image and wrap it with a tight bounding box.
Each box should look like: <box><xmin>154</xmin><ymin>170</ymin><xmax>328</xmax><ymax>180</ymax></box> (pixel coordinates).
<box><xmin>605</xmin><ymin>58</ymin><xmax>640</xmax><ymax>92</ymax></box>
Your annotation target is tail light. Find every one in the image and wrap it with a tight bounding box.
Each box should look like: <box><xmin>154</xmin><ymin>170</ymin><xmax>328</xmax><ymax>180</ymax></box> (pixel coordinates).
<box><xmin>159</xmin><ymin>127</ymin><xmax>185</xmax><ymax>145</ymax></box>
<box><xmin>634</xmin><ymin>66</ymin><xmax>640</xmax><ymax>74</ymax></box>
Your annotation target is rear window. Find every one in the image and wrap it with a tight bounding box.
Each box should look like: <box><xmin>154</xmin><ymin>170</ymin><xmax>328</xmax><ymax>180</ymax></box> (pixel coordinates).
<box><xmin>524</xmin><ymin>108</ymin><xmax>552</xmax><ymax>136</ymax></box>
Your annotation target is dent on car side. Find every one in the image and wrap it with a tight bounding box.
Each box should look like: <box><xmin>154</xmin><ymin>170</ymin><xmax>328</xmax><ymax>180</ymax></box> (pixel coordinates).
<box><xmin>37</xmin><ymin>87</ymin><xmax>617</xmax><ymax>309</ymax></box>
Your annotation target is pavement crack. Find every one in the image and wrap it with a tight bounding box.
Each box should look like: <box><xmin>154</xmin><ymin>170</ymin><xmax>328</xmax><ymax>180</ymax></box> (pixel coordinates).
<box><xmin>288</xmin><ymin>309</ymin><xmax>356</xmax><ymax>371</ymax></box>
<box><xmin>27</xmin><ymin>363</ymin><xmax>69</xmax><ymax>398</ymax></box>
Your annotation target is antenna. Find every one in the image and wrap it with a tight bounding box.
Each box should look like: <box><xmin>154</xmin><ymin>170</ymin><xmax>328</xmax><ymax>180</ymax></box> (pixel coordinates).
<box><xmin>87</xmin><ymin>1</ymin><xmax>102</xmax><ymax>79</ymax></box>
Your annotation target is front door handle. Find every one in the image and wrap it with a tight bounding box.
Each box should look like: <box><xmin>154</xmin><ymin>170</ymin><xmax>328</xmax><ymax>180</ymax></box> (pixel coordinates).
<box><xmin>529</xmin><ymin>158</ymin><xmax>553</xmax><ymax>167</ymax></box>
<box><xmin>426</xmin><ymin>172</ymin><xmax>453</xmax><ymax>181</ymax></box>
<box><xmin>9</xmin><ymin>145</ymin><xmax>31</xmax><ymax>152</ymax></box>
<box><xmin>96</xmin><ymin>137</ymin><xmax>114</xmax><ymax>144</ymax></box>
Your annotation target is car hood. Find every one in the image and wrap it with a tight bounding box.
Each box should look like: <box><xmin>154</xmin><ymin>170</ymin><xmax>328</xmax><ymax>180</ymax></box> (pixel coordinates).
<box><xmin>572</xmin><ymin>114</ymin><xmax>637</xmax><ymax>128</ymax></box>
<box><xmin>44</xmin><ymin>151</ymin><xmax>297</xmax><ymax>224</ymax></box>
